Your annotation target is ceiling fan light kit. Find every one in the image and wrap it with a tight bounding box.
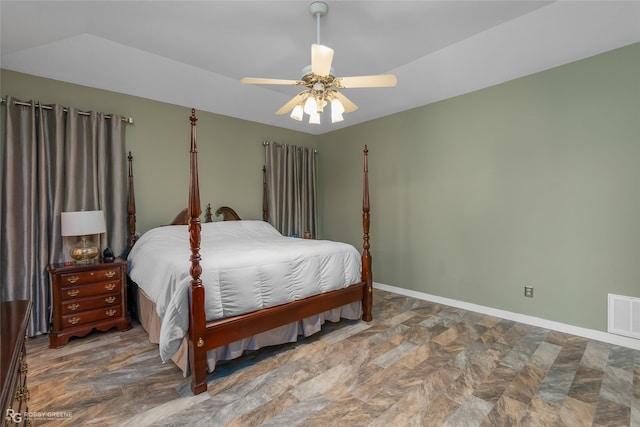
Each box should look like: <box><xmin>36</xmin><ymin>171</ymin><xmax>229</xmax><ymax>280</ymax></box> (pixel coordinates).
<box><xmin>241</xmin><ymin>1</ymin><xmax>397</xmax><ymax>125</ymax></box>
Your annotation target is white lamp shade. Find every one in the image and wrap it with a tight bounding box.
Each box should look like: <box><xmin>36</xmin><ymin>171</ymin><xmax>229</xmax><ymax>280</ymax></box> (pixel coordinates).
<box><xmin>61</xmin><ymin>210</ymin><xmax>106</xmax><ymax>236</ymax></box>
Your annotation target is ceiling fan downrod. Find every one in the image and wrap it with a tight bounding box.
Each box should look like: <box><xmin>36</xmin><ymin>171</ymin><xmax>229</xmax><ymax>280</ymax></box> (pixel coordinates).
<box><xmin>309</xmin><ymin>1</ymin><xmax>328</xmax><ymax>45</ymax></box>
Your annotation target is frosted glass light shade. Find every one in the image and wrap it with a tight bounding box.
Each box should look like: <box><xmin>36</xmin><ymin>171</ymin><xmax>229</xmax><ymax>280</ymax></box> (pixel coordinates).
<box><xmin>304</xmin><ymin>97</ymin><xmax>316</xmax><ymax>115</ymax></box>
<box><xmin>309</xmin><ymin>112</ymin><xmax>321</xmax><ymax>124</ymax></box>
<box><xmin>290</xmin><ymin>104</ymin><xmax>304</xmax><ymax>121</ymax></box>
<box><xmin>331</xmin><ymin>98</ymin><xmax>344</xmax><ymax>123</ymax></box>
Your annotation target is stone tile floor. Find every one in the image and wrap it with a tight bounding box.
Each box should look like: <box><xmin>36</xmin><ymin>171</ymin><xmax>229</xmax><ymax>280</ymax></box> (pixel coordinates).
<box><xmin>25</xmin><ymin>289</ymin><xmax>639</xmax><ymax>426</ymax></box>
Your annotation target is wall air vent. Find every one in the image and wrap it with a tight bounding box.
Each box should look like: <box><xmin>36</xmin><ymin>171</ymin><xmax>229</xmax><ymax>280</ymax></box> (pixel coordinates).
<box><xmin>608</xmin><ymin>294</ymin><xmax>640</xmax><ymax>340</ymax></box>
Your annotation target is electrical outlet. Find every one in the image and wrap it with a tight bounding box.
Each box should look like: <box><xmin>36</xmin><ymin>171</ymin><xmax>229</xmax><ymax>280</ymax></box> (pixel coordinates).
<box><xmin>524</xmin><ymin>285</ymin><xmax>534</xmax><ymax>298</ymax></box>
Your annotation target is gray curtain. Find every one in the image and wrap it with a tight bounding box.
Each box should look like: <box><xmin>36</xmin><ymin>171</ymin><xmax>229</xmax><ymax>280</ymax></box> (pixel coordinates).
<box><xmin>264</xmin><ymin>142</ymin><xmax>317</xmax><ymax>238</ymax></box>
<box><xmin>1</xmin><ymin>96</ymin><xmax>127</xmax><ymax>336</ymax></box>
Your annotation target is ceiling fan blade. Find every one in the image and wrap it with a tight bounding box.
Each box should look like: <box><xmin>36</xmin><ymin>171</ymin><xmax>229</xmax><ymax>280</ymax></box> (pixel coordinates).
<box><xmin>241</xmin><ymin>77</ymin><xmax>300</xmax><ymax>85</ymax></box>
<box><xmin>332</xmin><ymin>91</ymin><xmax>358</xmax><ymax>113</ymax></box>
<box><xmin>311</xmin><ymin>44</ymin><xmax>334</xmax><ymax>76</ymax></box>
<box><xmin>275</xmin><ymin>92</ymin><xmax>308</xmax><ymax>115</ymax></box>
<box><xmin>335</xmin><ymin>74</ymin><xmax>398</xmax><ymax>88</ymax></box>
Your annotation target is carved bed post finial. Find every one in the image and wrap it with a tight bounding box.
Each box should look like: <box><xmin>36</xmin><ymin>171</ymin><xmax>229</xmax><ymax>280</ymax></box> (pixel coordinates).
<box><xmin>362</xmin><ymin>145</ymin><xmax>373</xmax><ymax>322</ymax></box>
<box><xmin>127</xmin><ymin>151</ymin><xmax>137</xmax><ymax>249</ymax></box>
<box><xmin>187</xmin><ymin>108</ymin><xmax>207</xmax><ymax>394</ymax></box>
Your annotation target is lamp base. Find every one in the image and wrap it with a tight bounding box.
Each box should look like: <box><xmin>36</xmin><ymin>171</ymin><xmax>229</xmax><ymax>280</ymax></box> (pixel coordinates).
<box><xmin>69</xmin><ymin>235</ymin><xmax>99</xmax><ymax>264</ymax></box>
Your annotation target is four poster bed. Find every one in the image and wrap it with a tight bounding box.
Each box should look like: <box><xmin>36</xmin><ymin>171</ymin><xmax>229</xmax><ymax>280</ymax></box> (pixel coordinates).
<box><xmin>126</xmin><ymin>109</ymin><xmax>372</xmax><ymax>395</ymax></box>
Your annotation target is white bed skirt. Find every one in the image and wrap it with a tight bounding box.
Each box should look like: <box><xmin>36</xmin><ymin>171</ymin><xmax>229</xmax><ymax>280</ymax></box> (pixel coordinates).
<box><xmin>137</xmin><ymin>288</ymin><xmax>362</xmax><ymax>376</ymax></box>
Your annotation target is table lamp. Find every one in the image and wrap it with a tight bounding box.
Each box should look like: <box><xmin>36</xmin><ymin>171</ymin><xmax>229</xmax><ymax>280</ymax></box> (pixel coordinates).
<box><xmin>61</xmin><ymin>210</ymin><xmax>106</xmax><ymax>263</ymax></box>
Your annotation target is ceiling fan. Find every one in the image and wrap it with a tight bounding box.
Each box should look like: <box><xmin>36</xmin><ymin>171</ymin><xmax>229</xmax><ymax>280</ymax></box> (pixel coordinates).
<box><xmin>241</xmin><ymin>1</ymin><xmax>397</xmax><ymax>124</ymax></box>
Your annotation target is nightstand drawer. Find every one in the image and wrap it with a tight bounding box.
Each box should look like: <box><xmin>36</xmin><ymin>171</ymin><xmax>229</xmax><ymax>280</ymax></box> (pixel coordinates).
<box><xmin>59</xmin><ymin>268</ymin><xmax>121</xmax><ymax>286</ymax></box>
<box><xmin>61</xmin><ymin>293</ymin><xmax>121</xmax><ymax>315</ymax></box>
<box><xmin>60</xmin><ymin>280</ymin><xmax>121</xmax><ymax>299</ymax></box>
<box><xmin>62</xmin><ymin>306</ymin><xmax>123</xmax><ymax>328</ymax></box>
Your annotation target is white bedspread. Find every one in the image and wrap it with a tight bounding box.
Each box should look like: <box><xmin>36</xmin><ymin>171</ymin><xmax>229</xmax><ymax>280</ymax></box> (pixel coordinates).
<box><xmin>127</xmin><ymin>220</ymin><xmax>362</xmax><ymax>361</ymax></box>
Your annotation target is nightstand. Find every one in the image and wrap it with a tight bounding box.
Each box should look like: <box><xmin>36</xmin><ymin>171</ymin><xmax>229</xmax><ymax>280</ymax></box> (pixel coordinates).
<box><xmin>48</xmin><ymin>258</ymin><xmax>131</xmax><ymax>348</ymax></box>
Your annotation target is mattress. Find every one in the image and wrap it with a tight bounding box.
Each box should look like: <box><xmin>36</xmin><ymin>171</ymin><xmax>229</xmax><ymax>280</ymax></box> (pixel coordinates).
<box><xmin>127</xmin><ymin>220</ymin><xmax>362</xmax><ymax>361</ymax></box>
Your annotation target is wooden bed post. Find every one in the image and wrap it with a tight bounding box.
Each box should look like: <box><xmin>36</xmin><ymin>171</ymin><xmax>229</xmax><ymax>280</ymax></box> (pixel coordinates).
<box><xmin>187</xmin><ymin>109</ymin><xmax>207</xmax><ymax>395</ymax></box>
<box><xmin>127</xmin><ymin>152</ymin><xmax>136</xmax><ymax>249</ymax></box>
<box><xmin>262</xmin><ymin>166</ymin><xmax>269</xmax><ymax>222</ymax></box>
<box><xmin>362</xmin><ymin>145</ymin><xmax>373</xmax><ymax>322</ymax></box>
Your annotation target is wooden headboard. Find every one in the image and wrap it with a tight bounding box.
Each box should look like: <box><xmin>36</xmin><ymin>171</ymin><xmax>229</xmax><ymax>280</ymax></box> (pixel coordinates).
<box><xmin>215</xmin><ymin>206</ymin><xmax>242</xmax><ymax>221</ymax></box>
<box><xmin>169</xmin><ymin>204</ymin><xmax>213</xmax><ymax>225</ymax></box>
<box><xmin>169</xmin><ymin>205</ymin><xmax>241</xmax><ymax>224</ymax></box>
<box><xmin>172</xmin><ymin>205</ymin><xmax>242</xmax><ymax>224</ymax></box>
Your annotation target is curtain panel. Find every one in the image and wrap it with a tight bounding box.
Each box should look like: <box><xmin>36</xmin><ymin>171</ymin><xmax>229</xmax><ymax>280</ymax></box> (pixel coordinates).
<box><xmin>1</xmin><ymin>96</ymin><xmax>127</xmax><ymax>336</ymax></box>
<box><xmin>264</xmin><ymin>142</ymin><xmax>317</xmax><ymax>238</ymax></box>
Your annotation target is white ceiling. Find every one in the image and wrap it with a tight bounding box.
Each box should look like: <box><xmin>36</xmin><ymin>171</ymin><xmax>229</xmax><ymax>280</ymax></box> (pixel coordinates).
<box><xmin>1</xmin><ymin>1</ymin><xmax>639</xmax><ymax>135</ymax></box>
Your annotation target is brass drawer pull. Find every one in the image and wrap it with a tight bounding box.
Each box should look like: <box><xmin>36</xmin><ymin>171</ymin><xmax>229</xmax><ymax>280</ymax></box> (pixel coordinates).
<box><xmin>105</xmin><ymin>309</ymin><xmax>116</xmax><ymax>317</ymax></box>
<box><xmin>15</xmin><ymin>386</ymin><xmax>30</xmax><ymax>402</ymax></box>
<box><xmin>104</xmin><ymin>270</ymin><xmax>116</xmax><ymax>278</ymax></box>
<box><xmin>67</xmin><ymin>303</ymin><xmax>80</xmax><ymax>311</ymax></box>
<box><xmin>68</xmin><ymin>316</ymin><xmax>80</xmax><ymax>325</ymax></box>
<box><xmin>67</xmin><ymin>289</ymin><xmax>80</xmax><ymax>297</ymax></box>
<box><xmin>105</xmin><ymin>296</ymin><xmax>116</xmax><ymax>304</ymax></box>
<box><xmin>67</xmin><ymin>275</ymin><xmax>79</xmax><ymax>284</ymax></box>
<box><xmin>105</xmin><ymin>283</ymin><xmax>116</xmax><ymax>291</ymax></box>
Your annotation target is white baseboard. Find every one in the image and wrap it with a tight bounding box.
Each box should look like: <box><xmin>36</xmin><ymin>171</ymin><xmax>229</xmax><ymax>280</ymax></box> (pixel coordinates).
<box><xmin>373</xmin><ymin>282</ymin><xmax>640</xmax><ymax>351</ymax></box>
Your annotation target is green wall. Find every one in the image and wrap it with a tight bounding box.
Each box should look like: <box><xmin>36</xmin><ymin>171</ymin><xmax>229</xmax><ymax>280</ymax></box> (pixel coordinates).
<box><xmin>0</xmin><ymin>70</ymin><xmax>317</xmax><ymax>234</ymax></box>
<box><xmin>2</xmin><ymin>42</ymin><xmax>639</xmax><ymax>333</ymax></box>
<box><xmin>319</xmin><ymin>42</ymin><xmax>640</xmax><ymax>332</ymax></box>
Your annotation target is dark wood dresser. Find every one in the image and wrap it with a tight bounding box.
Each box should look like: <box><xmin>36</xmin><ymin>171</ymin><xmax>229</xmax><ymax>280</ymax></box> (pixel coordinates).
<box><xmin>48</xmin><ymin>258</ymin><xmax>131</xmax><ymax>348</ymax></box>
<box><xmin>1</xmin><ymin>300</ymin><xmax>31</xmax><ymax>427</ymax></box>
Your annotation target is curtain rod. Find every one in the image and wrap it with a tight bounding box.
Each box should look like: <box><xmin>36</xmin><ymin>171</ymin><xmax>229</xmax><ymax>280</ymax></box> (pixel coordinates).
<box><xmin>0</xmin><ymin>97</ymin><xmax>134</xmax><ymax>124</ymax></box>
<box><xmin>263</xmin><ymin>140</ymin><xmax>317</xmax><ymax>154</ymax></box>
